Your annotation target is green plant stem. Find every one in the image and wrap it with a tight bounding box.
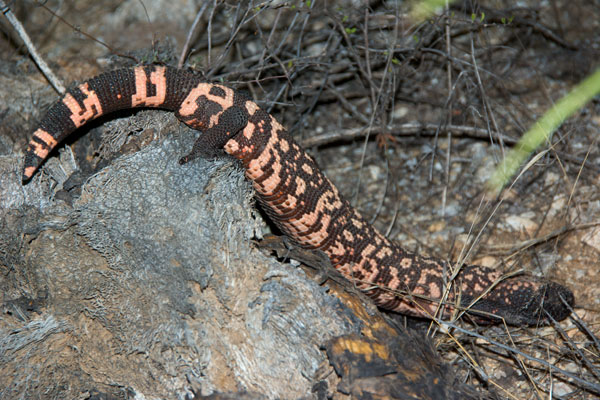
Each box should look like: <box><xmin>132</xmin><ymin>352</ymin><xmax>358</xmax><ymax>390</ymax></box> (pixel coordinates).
<box><xmin>488</xmin><ymin>66</ymin><xmax>600</xmax><ymax>192</ymax></box>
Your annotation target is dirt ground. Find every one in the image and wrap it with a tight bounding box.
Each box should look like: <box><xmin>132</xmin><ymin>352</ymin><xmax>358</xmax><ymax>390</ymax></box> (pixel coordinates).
<box><xmin>1</xmin><ymin>0</ymin><xmax>599</xmax><ymax>399</ymax></box>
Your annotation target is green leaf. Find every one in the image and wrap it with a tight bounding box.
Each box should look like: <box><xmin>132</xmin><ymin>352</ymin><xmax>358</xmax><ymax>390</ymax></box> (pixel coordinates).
<box><xmin>501</xmin><ymin>17</ymin><xmax>506</xmax><ymax>24</ymax></box>
<box><xmin>409</xmin><ymin>0</ymin><xmax>447</xmax><ymax>20</ymax></box>
<box><xmin>345</xmin><ymin>27</ymin><xmax>356</xmax><ymax>34</ymax></box>
<box><xmin>471</xmin><ymin>13</ymin><xmax>476</xmax><ymax>21</ymax></box>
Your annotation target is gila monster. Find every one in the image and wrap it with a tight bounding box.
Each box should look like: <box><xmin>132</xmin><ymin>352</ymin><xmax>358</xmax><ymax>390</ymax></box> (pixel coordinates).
<box><xmin>23</xmin><ymin>65</ymin><xmax>574</xmax><ymax>325</ymax></box>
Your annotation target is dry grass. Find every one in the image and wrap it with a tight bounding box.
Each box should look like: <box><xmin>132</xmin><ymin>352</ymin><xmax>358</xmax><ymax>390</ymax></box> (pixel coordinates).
<box><xmin>3</xmin><ymin>0</ymin><xmax>599</xmax><ymax>398</ymax></box>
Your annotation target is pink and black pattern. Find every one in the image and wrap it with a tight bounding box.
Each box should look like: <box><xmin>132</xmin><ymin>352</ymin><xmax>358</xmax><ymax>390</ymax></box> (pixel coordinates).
<box><xmin>23</xmin><ymin>65</ymin><xmax>574</xmax><ymax>325</ymax></box>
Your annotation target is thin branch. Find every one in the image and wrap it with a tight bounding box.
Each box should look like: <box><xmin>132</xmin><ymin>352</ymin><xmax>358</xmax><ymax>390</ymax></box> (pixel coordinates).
<box><xmin>1</xmin><ymin>0</ymin><xmax>65</xmax><ymax>93</ymax></box>
<box><xmin>36</xmin><ymin>1</ymin><xmax>136</xmax><ymax>63</ymax></box>
<box><xmin>178</xmin><ymin>1</ymin><xmax>210</xmax><ymax>68</ymax></box>
<box><xmin>299</xmin><ymin>122</ymin><xmax>518</xmax><ymax>148</ymax></box>
<box><xmin>441</xmin><ymin>320</ymin><xmax>600</xmax><ymax>395</ymax></box>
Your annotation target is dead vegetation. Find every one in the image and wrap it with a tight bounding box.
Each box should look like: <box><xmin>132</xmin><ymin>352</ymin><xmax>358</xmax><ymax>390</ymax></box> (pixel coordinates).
<box><xmin>1</xmin><ymin>0</ymin><xmax>599</xmax><ymax>398</ymax></box>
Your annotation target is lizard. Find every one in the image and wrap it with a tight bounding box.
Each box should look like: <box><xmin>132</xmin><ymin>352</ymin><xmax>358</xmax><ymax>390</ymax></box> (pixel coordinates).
<box><xmin>22</xmin><ymin>65</ymin><xmax>574</xmax><ymax>325</ymax></box>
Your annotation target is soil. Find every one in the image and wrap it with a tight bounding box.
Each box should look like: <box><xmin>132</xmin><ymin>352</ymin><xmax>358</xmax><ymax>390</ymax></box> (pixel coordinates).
<box><xmin>0</xmin><ymin>0</ymin><xmax>598</xmax><ymax>398</ymax></box>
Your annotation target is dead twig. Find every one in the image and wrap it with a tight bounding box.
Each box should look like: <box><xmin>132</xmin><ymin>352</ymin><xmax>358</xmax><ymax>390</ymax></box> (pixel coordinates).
<box><xmin>1</xmin><ymin>0</ymin><xmax>65</xmax><ymax>93</ymax></box>
<box><xmin>442</xmin><ymin>321</ymin><xmax>600</xmax><ymax>395</ymax></box>
<box><xmin>483</xmin><ymin>222</ymin><xmax>600</xmax><ymax>255</ymax></box>
<box><xmin>300</xmin><ymin>122</ymin><xmax>518</xmax><ymax>148</ymax></box>
<box><xmin>178</xmin><ymin>1</ymin><xmax>210</xmax><ymax>68</ymax></box>
<box><xmin>35</xmin><ymin>1</ymin><xmax>136</xmax><ymax>64</ymax></box>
